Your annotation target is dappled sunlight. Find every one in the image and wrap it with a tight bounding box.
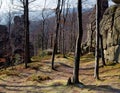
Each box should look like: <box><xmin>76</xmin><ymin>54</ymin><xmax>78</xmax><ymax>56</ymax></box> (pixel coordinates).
<box><xmin>0</xmin><ymin>0</ymin><xmax>119</xmax><ymax>92</ymax></box>
<box><xmin>0</xmin><ymin>53</ymin><xmax>119</xmax><ymax>92</ymax></box>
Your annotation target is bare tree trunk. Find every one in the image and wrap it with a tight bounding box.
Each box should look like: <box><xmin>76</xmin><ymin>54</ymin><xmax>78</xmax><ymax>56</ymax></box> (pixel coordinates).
<box><xmin>71</xmin><ymin>8</ymin><xmax>76</xmax><ymax>52</ymax></box>
<box><xmin>89</xmin><ymin>23</ymin><xmax>93</xmax><ymax>52</ymax></box>
<box><xmin>24</xmin><ymin>0</ymin><xmax>30</xmax><ymax>68</ymax></box>
<box><xmin>41</xmin><ymin>5</ymin><xmax>46</xmax><ymax>50</ymax></box>
<box><xmin>62</xmin><ymin>1</ymin><xmax>68</xmax><ymax>58</ymax></box>
<box><xmin>94</xmin><ymin>0</ymin><xmax>100</xmax><ymax>79</ymax></box>
<box><xmin>51</xmin><ymin>23</ymin><xmax>59</xmax><ymax>69</ymax></box>
<box><xmin>51</xmin><ymin>0</ymin><xmax>63</xmax><ymax>70</ymax></box>
<box><xmin>50</xmin><ymin>34</ymin><xmax>53</xmax><ymax>48</ymax></box>
<box><xmin>94</xmin><ymin>0</ymin><xmax>108</xmax><ymax>79</ymax></box>
<box><xmin>72</xmin><ymin>0</ymin><xmax>83</xmax><ymax>84</ymax></box>
<box><xmin>41</xmin><ymin>22</ymin><xmax>44</xmax><ymax>51</ymax></box>
<box><xmin>58</xmin><ymin>25</ymin><xmax>62</xmax><ymax>53</ymax></box>
<box><xmin>62</xmin><ymin>29</ymin><xmax>65</xmax><ymax>57</ymax></box>
<box><xmin>100</xmin><ymin>35</ymin><xmax>106</xmax><ymax>66</ymax></box>
<box><xmin>100</xmin><ymin>0</ymin><xmax>108</xmax><ymax>66</ymax></box>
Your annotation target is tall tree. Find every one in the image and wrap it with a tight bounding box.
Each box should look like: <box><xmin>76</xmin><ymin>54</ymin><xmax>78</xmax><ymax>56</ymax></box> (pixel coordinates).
<box><xmin>72</xmin><ymin>0</ymin><xmax>83</xmax><ymax>84</ymax></box>
<box><xmin>94</xmin><ymin>0</ymin><xmax>108</xmax><ymax>79</ymax></box>
<box><xmin>41</xmin><ymin>0</ymin><xmax>54</xmax><ymax>50</ymax></box>
<box><xmin>6</xmin><ymin>2</ymin><xmax>15</xmax><ymax>58</ymax></box>
<box><xmin>51</xmin><ymin>0</ymin><xmax>63</xmax><ymax>70</ymax></box>
<box><xmin>94</xmin><ymin>0</ymin><xmax>100</xmax><ymax>80</ymax></box>
<box><xmin>61</xmin><ymin>0</ymin><xmax>69</xmax><ymax>58</ymax></box>
<box><xmin>20</xmin><ymin>0</ymin><xmax>30</xmax><ymax>68</ymax></box>
<box><xmin>69</xmin><ymin>7</ymin><xmax>77</xmax><ymax>52</ymax></box>
<box><xmin>100</xmin><ymin>0</ymin><xmax>108</xmax><ymax>66</ymax></box>
<box><xmin>41</xmin><ymin>0</ymin><xmax>46</xmax><ymax>51</ymax></box>
<box><xmin>12</xmin><ymin>0</ymin><xmax>36</xmax><ymax>68</ymax></box>
<box><xmin>100</xmin><ymin>34</ymin><xmax>106</xmax><ymax>66</ymax></box>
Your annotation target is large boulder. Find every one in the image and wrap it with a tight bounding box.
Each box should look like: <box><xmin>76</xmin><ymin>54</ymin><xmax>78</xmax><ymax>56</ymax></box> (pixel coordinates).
<box><xmin>100</xmin><ymin>5</ymin><xmax>120</xmax><ymax>62</ymax></box>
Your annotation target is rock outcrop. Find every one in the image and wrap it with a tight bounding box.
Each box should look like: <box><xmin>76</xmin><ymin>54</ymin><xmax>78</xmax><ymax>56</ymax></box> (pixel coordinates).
<box><xmin>0</xmin><ymin>25</ymin><xmax>11</xmax><ymax>57</ymax></box>
<box><xmin>100</xmin><ymin>5</ymin><xmax>120</xmax><ymax>63</ymax></box>
<box><xmin>86</xmin><ymin>1</ymin><xmax>120</xmax><ymax>63</ymax></box>
<box><xmin>11</xmin><ymin>15</ymin><xmax>34</xmax><ymax>59</ymax></box>
<box><xmin>87</xmin><ymin>0</ymin><xmax>108</xmax><ymax>49</ymax></box>
<box><xmin>11</xmin><ymin>15</ymin><xmax>25</xmax><ymax>52</ymax></box>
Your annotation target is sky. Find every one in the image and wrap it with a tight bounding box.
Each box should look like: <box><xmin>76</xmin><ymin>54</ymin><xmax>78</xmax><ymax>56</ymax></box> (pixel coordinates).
<box><xmin>0</xmin><ymin>0</ymin><xmax>76</xmax><ymax>12</ymax></box>
<box><xmin>0</xmin><ymin>0</ymin><xmax>115</xmax><ymax>12</ymax></box>
<box><xmin>0</xmin><ymin>0</ymin><xmax>115</xmax><ymax>24</ymax></box>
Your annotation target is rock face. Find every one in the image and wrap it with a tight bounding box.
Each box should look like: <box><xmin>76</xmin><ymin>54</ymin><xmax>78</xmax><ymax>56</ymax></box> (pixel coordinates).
<box><xmin>11</xmin><ymin>15</ymin><xmax>25</xmax><ymax>52</ymax></box>
<box><xmin>100</xmin><ymin>5</ymin><xmax>120</xmax><ymax>62</ymax></box>
<box><xmin>87</xmin><ymin>0</ymin><xmax>108</xmax><ymax>49</ymax></box>
<box><xmin>86</xmin><ymin>1</ymin><xmax>120</xmax><ymax>63</ymax></box>
<box><xmin>0</xmin><ymin>25</ymin><xmax>11</xmax><ymax>57</ymax></box>
<box><xmin>11</xmin><ymin>15</ymin><xmax>34</xmax><ymax>59</ymax></box>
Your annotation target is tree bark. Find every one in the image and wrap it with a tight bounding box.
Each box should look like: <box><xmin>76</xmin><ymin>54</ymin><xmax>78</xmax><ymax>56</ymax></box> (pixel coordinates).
<box><xmin>100</xmin><ymin>35</ymin><xmax>106</xmax><ymax>66</ymax></box>
<box><xmin>94</xmin><ymin>0</ymin><xmax>100</xmax><ymax>79</ymax></box>
<box><xmin>24</xmin><ymin>0</ymin><xmax>30</xmax><ymax>68</ymax></box>
<box><xmin>51</xmin><ymin>0</ymin><xmax>63</xmax><ymax>70</ymax></box>
<box><xmin>73</xmin><ymin>0</ymin><xmax>83</xmax><ymax>84</ymax></box>
<box><xmin>62</xmin><ymin>2</ymin><xmax>68</xmax><ymax>58</ymax></box>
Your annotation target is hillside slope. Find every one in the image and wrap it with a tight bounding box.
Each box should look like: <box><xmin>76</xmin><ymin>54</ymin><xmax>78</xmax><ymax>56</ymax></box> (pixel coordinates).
<box><xmin>0</xmin><ymin>54</ymin><xmax>120</xmax><ymax>93</ymax></box>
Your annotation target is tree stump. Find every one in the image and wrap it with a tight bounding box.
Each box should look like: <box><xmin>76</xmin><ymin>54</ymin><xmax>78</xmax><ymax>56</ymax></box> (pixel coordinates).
<box><xmin>67</xmin><ymin>77</ymin><xmax>72</xmax><ymax>85</ymax></box>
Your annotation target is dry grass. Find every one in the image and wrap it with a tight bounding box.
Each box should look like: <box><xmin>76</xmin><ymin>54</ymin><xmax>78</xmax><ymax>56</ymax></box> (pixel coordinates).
<box><xmin>28</xmin><ymin>62</ymin><xmax>44</xmax><ymax>70</ymax></box>
<box><xmin>0</xmin><ymin>69</ymin><xmax>20</xmax><ymax>76</ymax></box>
<box><xmin>0</xmin><ymin>53</ymin><xmax>120</xmax><ymax>93</ymax></box>
<box><xmin>27</xmin><ymin>74</ymin><xmax>51</xmax><ymax>82</ymax></box>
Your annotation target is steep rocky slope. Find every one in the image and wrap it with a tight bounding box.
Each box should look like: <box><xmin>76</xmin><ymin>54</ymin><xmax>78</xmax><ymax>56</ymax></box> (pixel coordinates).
<box><xmin>100</xmin><ymin>5</ymin><xmax>120</xmax><ymax>63</ymax></box>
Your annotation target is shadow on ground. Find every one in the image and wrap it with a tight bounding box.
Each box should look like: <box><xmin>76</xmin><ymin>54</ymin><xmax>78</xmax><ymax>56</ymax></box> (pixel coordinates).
<box><xmin>0</xmin><ymin>84</ymin><xmax>120</xmax><ymax>93</ymax></box>
<box><xmin>84</xmin><ymin>85</ymin><xmax>120</xmax><ymax>93</ymax></box>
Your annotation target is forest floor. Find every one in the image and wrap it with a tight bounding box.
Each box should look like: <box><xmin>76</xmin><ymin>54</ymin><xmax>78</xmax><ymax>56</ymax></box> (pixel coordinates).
<box><xmin>0</xmin><ymin>53</ymin><xmax>120</xmax><ymax>93</ymax></box>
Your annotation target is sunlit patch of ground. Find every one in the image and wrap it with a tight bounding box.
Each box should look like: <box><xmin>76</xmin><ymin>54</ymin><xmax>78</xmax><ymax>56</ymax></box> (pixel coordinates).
<box><xmin>0</xmin><ymin>53</ymin><xmax>120</xmax><ymax>93</ymax></box>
